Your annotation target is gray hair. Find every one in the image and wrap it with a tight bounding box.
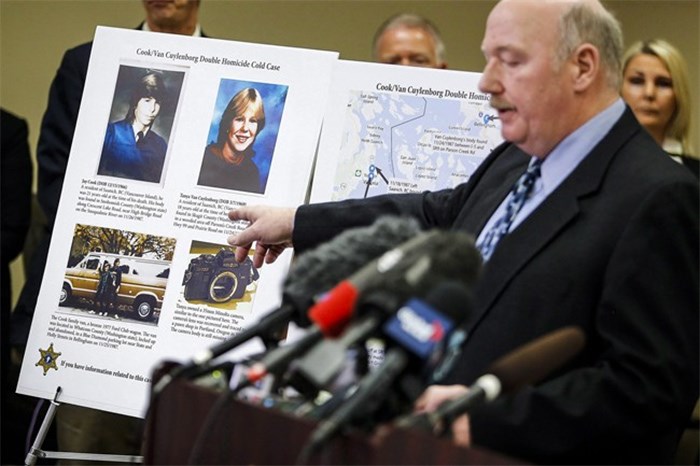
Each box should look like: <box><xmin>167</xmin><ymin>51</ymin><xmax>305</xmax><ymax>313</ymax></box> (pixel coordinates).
<box><xmin>556</xmin><ymin>2</ymin><xmax>623</xmax><ymax>90</ymax></box>
<box><xmin>372</xmin><ymin>13</ymin><xmax>446</xmax><ymax>63</ymax></box>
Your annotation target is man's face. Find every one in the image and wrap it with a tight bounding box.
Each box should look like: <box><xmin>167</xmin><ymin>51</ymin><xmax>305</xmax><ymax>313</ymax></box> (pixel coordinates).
<box><xmin>479</xmin><ymin>0</ymin><xmax>575</xmax><ymax>157</ymax></box>
<box><xmin>134</xmin><ymin>97</ymin><xmax>161</xmax><ymax>128</ymax></box>
<box><xmin>227</xmin><ymin>106</ymin><xmax>260</xmax><ymax>154</ymax></box>
<box><xmin>376</xmin><ymin>26</ymin><xmax>445</xmax><ymax>68</ymax></box>
<box><xmin>142</xmin><ymin>0</ymin><xmax>198</xmax><ymax>30</ymax></box>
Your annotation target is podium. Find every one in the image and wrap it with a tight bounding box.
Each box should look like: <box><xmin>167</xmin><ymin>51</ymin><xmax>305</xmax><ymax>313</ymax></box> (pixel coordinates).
<box><xmin>143</xmin><ymin>373</ymin><xmax>524</xmax><ymax>465</ymax></box>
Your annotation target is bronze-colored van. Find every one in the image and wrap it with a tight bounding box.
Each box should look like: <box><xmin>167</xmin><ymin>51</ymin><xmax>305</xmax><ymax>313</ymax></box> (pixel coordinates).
<box><xmin>60</xmin><ymin>252</ymin><xmax>169</xmax><ymax>321</ymax></box>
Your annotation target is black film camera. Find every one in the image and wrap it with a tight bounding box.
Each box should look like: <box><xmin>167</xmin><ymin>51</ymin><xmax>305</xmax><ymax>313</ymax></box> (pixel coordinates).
<box><xmin>183</xmin><ymin>248</ymin><xmax>259</xmax><ymax>303</ymax></box>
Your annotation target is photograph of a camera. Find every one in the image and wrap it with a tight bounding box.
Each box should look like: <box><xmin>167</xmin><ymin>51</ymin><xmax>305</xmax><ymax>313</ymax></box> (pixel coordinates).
<box><xmin>183</xmin><ymin>248</ymin><xmax>259</xmax><ymax>303</ymax></box>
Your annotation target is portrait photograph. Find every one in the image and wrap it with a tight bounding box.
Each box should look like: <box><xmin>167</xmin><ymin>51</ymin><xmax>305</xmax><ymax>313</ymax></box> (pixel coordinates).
<box><xmin>197</xmin><ymin>79</ymin><xmax>288</xmax><ymax>195</ymax></box>
<box><xmin>97</xmin><ymin>64</ymin><xmax>185</xmax><ymax>184</ymax></box>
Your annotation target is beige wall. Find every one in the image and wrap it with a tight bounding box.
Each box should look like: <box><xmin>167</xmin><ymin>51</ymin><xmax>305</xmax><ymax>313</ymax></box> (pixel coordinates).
<box><xmin>1</xmin><ymin>0</ymin><xmax>699</xmax><ymax>305</ymax></box>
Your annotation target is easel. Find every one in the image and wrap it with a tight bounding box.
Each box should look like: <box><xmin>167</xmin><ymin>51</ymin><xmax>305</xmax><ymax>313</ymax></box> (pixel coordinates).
<box><xmin>25</xmin><ymin>387</ymin><xmax>143</xmax><ymax>466</ymax></box>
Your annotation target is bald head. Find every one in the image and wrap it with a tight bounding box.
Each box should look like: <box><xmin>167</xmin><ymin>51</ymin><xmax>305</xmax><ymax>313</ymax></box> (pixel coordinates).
<box><xmin>491</xmin><ymin>0</ymin><xmax>622</xmax><ymax>89</ymax></box>
<box><xmin>479</xmin><ymin>0</ymin><xmax>623</xmax><ymax>157</ymax></box>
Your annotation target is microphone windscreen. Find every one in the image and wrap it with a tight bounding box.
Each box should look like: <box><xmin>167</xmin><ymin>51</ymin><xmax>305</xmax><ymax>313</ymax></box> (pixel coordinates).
<box><xmin>421</xmin><ymin>280</ymin><xmax>472</xmax><ymax>325</ymax></box>
<box><xmin>366</xmin><ymin>230</ymin><xmax>481</xmax><ymax>303</ymax></box>
<box><xmin>285</xmin><ymin>216</ymin><xmax>422</xmax><ymax>326</ymax></box>
<box><xmin>488</xmin><ymin>326</ymin><xmax>585</xmax><ymax>394</ymax></box>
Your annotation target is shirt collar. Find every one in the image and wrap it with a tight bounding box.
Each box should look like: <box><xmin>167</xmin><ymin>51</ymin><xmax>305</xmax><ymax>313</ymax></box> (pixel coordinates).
<box><xmin>537</xmin><ymin>98</ymin><xmax>626</xmax><ymax>195</ymax></box>
<box><xmin>141</xmin><ymin>22</ymin><xmax>202</xmax><ymax>37</ymax></box>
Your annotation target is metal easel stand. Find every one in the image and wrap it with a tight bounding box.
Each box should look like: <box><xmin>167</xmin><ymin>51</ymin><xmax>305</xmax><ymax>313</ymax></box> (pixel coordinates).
<box><xmin>25</xmin><ymin>387</ymin><xmax>143</xmax><ymax>466</ymax></box>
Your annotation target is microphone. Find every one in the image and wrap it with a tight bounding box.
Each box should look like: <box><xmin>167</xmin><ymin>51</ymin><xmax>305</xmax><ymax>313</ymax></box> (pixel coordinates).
<box><xmin>231</xmin><ymin>229</ymin><xmax>481</xmax><ymax>394</ymax></box>
<box><xmin>398</xmin><ymin>326</ymin><xmax>586</xmax><ymax>434</ymax></box>
<box><xmin>284</xmin><ymin>215</ymin><xmax>422</xmax><ymax>328</ymax></box>
<box><xmin>236</xmin><ymin>285</ymin><xmax>358</xmax><ymax>390</ymax></box>
<box><xmin>153</xmin><ymin>216</ymin><xmax>421</xmax><ymax>394</ymax></box>
<box><xmin>281</xmin><ymin>230</ymin><xmax>481</xmax><ymax>397</ymax></box>
<box><xmin>304</xmin><ymin>228</ymin><xmax>482</xmax><ymax>338</ymax></box>
<box><xmin>299</xmin><ymin>281</ymin><xmax>473</xmax><ymax>457</ymax></box>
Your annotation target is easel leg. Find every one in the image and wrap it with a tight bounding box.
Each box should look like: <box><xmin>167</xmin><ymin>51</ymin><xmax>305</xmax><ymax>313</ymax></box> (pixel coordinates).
<box><xmin>25</xmin><ymin>386</ymin><xmax>62</xmax><ymax>466</ymax></box>
<box><xmin>24</xmin><ymin>386</ymin><xmax>143</xmax><ymax>464</ymax></box>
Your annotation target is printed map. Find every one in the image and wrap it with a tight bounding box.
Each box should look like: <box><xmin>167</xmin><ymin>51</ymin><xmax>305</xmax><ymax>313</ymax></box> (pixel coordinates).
<box><xmin>327</xmin><ymin>90</ymin><xmax>503</xmax><ymax>201</ymax></box>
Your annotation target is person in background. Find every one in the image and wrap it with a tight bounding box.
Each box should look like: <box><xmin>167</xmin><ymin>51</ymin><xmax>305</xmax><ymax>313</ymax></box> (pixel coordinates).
<box><xmin>372</xmin><ymin>13</ymin><xmax>448</xmax><ymax>69</ymax></box>
<box><xmin>198</xmin><ymin>87</ymin><xmax>266</xmax><ymax>194</ymax></box>
<box><xmin>227</xmin><ymin>0</ymin><xmax>698</xmax><ymax>463</ymax></box>
<box><xmin>12</xmin><ymin>0</ymin><xmax>204</xmax><ymax>351</ymax></box>
<box><xmin>0</xmin><ymin>108</ymin><xmax>32</xmax><ymax>346</ymax></box>
<box><xmin>10</xmin><ymin>1</ymin><xmax>204</xmax><ymax>461</ymax></box>
<box><xmin>621</xmin><ymin>38</ymin><xmax>698</xmax><ymax>178</ymax></box>
<box><xmin>1</xmin><ymin>108</ymin><xmax>33</xmax><ymax>466</ymax></box>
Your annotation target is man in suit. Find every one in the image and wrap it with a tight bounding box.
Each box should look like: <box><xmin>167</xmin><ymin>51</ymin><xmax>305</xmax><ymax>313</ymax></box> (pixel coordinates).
<box><xmin>227</xmin><ymin>0</ymin><xmax>699</xmax><ymax>463</ymax></box>
<box><xmin>9</xmin><ymin>0</ymin><xmax>203</xmax><ymax>459</ymax></box>
<box><xmin>13</xmin><ymin>1</ymin><xmax>203</xmax><ymax>345</ymax></box>
<box><xmin>373</xmin><ymin>13</ymin><xmax>448</xmax><ymax>69</ymax></box>
<box><xmin>0</xmin><ymin>109</ymin><xmax>33</xmax><ymax>466</ymax></box>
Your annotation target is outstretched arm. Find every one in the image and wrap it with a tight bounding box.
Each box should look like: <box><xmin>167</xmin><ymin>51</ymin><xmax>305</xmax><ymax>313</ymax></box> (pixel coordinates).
<box><xmin>227</xmin><ymin>205</ymin><xmax>297</xmax><ymax>268</ymax></box>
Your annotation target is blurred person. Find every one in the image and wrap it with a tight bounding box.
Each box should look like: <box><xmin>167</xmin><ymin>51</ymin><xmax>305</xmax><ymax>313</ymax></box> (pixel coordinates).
<box><xmin>373</xmin><ymin>13</ymin><xmax>448</xmax><ymax>69</ymax></box>
<box><xmin>227</xmin><ymin>0</ymin><xmax>698</xmax><ymax>463</ymax></box>
<box><xmin>1</xmin><ymin>108</ymin><xmax>34</xmax><ymax>465</ymax></box>
<box><xmin>621</xmin><ymin>39</ymin><xmax>698</xmax><ymax>178</ymax></box>
<box><xmin>0</xmin><ymin>108</ymin><xmax>32</xmax><ymax>345</ymax></box>
<box><xmin>198</xmin><ymin>87</ymin><xmax>266</xmax><ymax>193</ymax></box>
<box><xmin>12</xmin><ymin>0</ymin><xmax>204</xmax><ymax>349</ymax></box>
<box><xmin>10</xmin><ymin>1</ymin><xmax>205</xmax><ymax>462</ymax></box>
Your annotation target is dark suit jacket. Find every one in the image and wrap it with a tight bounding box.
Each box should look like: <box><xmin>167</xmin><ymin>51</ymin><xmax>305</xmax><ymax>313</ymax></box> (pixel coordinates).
<box><xmin>293</xmin><ymin>107</ymin><xmax>699</xmax><ymax>464</ymax></box>
<box><xmin>1</xmin><ymin>108</ymin><xmax>32</xmax><ymax>383</ymax></box>
<box><xmin>678</xmin><ymin>154</ymin><xmax>700</xmax><ymax>179</ymax></box>
<box><xmin>12</xmin><ymin>27</ymin><xmax>207</xmax><ymax>344</ymax></box>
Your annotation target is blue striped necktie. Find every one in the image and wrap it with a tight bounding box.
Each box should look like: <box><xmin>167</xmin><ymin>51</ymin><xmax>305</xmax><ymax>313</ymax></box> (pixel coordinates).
<box><xmin>477</xmin><ymin>159</ymin><xmax>543</xmax><ymax>261</ymax></box>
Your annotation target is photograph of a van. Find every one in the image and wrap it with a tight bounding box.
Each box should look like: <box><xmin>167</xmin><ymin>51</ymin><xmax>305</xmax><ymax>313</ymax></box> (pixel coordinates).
<box><xmin>60</xmin><ymin>251</ymin><xmax>169</xmax><ymax>322</ymax></box>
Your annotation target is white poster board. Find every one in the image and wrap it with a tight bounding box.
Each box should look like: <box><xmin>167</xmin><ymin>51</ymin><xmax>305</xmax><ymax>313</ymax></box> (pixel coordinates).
<box><xmin>310</xmin><ymin>59</ymin><xmax>502</xmax><ymax>203</ymax></box>
<box><xmin>17</xmin><ymin>27</ymin><xmax>338</xmax><ymax>418</ymax></box>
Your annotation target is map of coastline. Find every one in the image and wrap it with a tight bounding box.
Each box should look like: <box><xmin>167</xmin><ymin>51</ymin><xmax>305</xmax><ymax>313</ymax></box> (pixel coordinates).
<box><xmin>330</xmin><ymin>90</ymin><xmax>503</xmax><ymax>201</ymax></box>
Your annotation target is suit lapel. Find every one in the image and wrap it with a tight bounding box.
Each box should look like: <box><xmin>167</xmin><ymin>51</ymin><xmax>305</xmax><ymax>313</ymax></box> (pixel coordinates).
<box><xmin>456</xmin><ymin>144</ymin><xmax>531</xmax><ymax>234</ymax></box>
<box><xmin>471</xmin><ymin>107</ymin><xmax>641</xmax><ymax>320</ymax></box>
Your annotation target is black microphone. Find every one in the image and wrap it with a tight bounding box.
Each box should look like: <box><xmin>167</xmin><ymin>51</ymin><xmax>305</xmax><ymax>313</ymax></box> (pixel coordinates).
<box><xmin>229</xmin><ymin>229</ymin><xmax>481</xmax><ymax>396</ymax></box>
<box><xmin>282</xmin><ymin>231</ymin><xmax>481</xmax><ymax>398</ymax></box>
<box><xmin>398</xmin><ymin>326</ymin><xmax>586</xmax><ymax>434</ymax></box>
<box><xmin>298</xmin><ymin>281</ymin><xmax>473</xmax><ymax>458</ymax></box>
<box><xmin>153</xmin><ymin>216</ymin><xmax>421</xmax><ymax>394</ymax></box>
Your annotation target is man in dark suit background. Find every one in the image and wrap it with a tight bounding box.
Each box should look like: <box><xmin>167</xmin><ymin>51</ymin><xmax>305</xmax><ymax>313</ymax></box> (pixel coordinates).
<box><xmin>1</xmin><ymin>108</ymin><xmax>33</xmax><ymax>466</ymax></box>
<box><xmin>226</xmin><ymin>0</ymin><xmax>698</xmax><ymax>463</ymax></box>
<box><xmin>9</xmin><ymin>0</ymin><xmax>204</xmax><ymax>460</ymax></box>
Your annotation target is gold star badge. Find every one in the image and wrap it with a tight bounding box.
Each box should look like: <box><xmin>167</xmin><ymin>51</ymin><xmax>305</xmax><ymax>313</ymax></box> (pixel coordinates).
<box><xmin>36</xmin><ymin>343</ymin><xmax>61</xmax><ymax>376</ymax></box>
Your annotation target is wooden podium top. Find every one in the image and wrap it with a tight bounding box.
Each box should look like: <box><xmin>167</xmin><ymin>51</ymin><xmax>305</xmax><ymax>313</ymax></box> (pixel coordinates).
<box><xmin>143</xmin><ymin>374</ymin><xmax>524</xmax><ymax>465</ymax></box>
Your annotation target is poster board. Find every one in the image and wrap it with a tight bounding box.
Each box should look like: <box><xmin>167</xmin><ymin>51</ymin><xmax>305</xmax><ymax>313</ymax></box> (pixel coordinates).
<box><xmin>310</xmin><ymin>59</ymin><xmax>502</xmax><ymax>203</ymax></box>
<box><xmin>16</xmin><ymin>27</ymin><xmax>338</xmax><ymax>418</ymax></box>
